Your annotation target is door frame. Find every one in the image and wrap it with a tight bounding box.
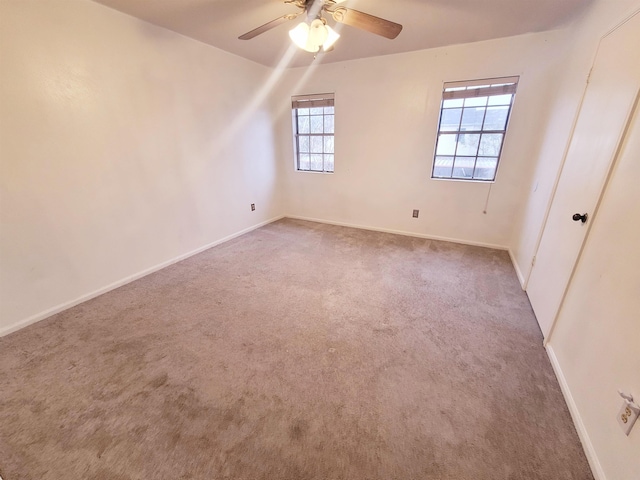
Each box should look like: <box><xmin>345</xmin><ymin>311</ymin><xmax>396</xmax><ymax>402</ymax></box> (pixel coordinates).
<box><xmin>524</xmin><ymin>10</ymin><xmax>640</xmax><ymax>344</ymax></box>
<box><xmin>544</xmin><ymin>89</ymin><xmax>640</xmax><ymax>343</ymax></box>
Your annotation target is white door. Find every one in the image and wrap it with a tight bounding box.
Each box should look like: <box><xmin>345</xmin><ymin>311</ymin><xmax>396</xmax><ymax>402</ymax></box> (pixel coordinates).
<box><xmin>546</xmin><ymin>82</ymin><xmax>640</xmax><ymax>480</ymax></box>
<box><xmin>526</xmin><ymin>12</ymin><xmax>640</xmax><ymax>339</ymax></box>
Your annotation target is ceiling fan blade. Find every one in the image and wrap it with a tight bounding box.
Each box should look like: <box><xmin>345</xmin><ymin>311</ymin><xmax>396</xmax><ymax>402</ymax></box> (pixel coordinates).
<box><xmin>238</xmin><ymin>12</ymin><xmax>301</xmax><ymax>40</ymax></box>
<box><xmin>329</xmin><ymin>7</ymin><xmax>402</xmax><ymax>39</ymax></box>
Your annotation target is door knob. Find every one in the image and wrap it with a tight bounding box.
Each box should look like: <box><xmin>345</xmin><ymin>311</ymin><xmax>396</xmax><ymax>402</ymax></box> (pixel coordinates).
<box><xmin>572</xmin><ymin>213</ymin><xmax>588</xmax><ymax>223</ymax></box>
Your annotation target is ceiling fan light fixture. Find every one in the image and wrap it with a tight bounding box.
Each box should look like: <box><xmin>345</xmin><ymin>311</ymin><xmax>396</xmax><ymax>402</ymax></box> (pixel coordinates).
<box><xmin>322</xmin><ymin>24</ymin><xmax>340</xmax><ymax>51</ymax></box>
<box><xmin>240</xmin><ymin>1</ymin><xmax>402</xmax><ymax>54</ymax></box>
<box><xmin>289</xmin><ymin>18</ymin><xmax>339</xmax><ymax>53</ymax></box>
<box><xmin>289</xmin><ymin>22</ymin><xmax>312</xmax><ymax>51</ymax></box>
<box><xmin>308</xmin><ymin>18</ymin><xmax>328</xmax><ymax>47</ymax></box>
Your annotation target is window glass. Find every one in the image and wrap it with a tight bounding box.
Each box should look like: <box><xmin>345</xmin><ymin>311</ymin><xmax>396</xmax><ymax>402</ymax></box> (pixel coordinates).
<box><xmin>456</xmin><ymin>134</ymin><xmax>480</xmax><ymax>156</ymax></box>
<box><xmin>464</xmin><ymin>96</ymin><xmax>488</xmax><ymax>107</ymax></box>
<box><xmin>324</xmin><ymin>136</ymin><xmax>334</xmax><ymax>154</ymax></box>
<box><xmin>442</xmin><ymin>98</ymin><xmax>463</xmax><ymax>108</ymax></box>
<box><xmin>433</xmin><ymin>156</ymin><xmax>454</xmax><ymax>177</ymax></box>
<box><xmin>324</xmin><ymin>115</ymin><xmax>334</xmax><ymax>133</ymax></box>
<box><xmin>478</xmin><ymin>134</ymin><xmax>503</xmax><ymax>156</ymax></box>
<box><xmin>452</xmin><ymin>157</ymin><xmax>476</xmax><ymax>178</ymax></box>
<box><xmin>292</xmin><ymin>93</ymin><xmax>335</xmax><ymax>173</ymax></box>
<box><xmin>460</xmin><ymin>108</ymin><xmax>484</xmax><ymax>131</ymax></box>
<box><xmin>432</xmin><ymin>78</ymin><xmax>517</xmax><ymax>181</ymax></box>
<box><xmin>436</xmin><ymin>134</ymin><xmax>458</xmax><ymax>156</ymax></box>
<box><xmin>298</xmin><ymin>116</ymin><xmax>310</xmax><ymax>134</ymax></box>
<box><xmin>298</xmin><ymin>135</ymin><xmax>309</xmax><ymax>153</ymax></box>
<box><xmin>488</xmin><ymin>94</ymin><xmax>512</xmax><ymax>106</ymax></box>
<box><xmin>483</xmin><ymin>107</ymin><xmax>509</xmax><ymax>130</ymax></box>
<box><xmin>440</xmin><ymin>108</ymin><xmax>462</xmax><ymax>131</ymax></box>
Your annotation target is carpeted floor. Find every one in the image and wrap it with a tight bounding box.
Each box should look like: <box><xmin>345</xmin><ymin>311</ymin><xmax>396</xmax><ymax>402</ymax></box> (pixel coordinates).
<box><xmin>0</xmin><ymin>219</ymin><xmax>592</xmax><ymax>480</ymax></box>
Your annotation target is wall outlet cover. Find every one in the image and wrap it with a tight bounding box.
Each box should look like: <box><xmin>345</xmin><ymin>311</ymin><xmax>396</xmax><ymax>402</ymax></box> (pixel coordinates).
<box><xmin>617</xmin><ymin>392</ymin><xmax>640</xmax><ymax>436</ymax></box>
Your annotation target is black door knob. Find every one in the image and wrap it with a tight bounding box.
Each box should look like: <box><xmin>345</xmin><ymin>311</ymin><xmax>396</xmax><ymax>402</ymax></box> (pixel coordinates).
<box><xmin>572</xmin><ymin>213</ymin><xmax>588</xmax><ymax>223</ymax></box>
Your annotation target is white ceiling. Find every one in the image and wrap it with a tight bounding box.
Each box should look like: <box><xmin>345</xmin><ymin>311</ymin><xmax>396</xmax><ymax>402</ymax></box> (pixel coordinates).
<box><xmin>92</xmin><ymin>0</ymin><xmax>593</xmax><ymax>68</ymax></box>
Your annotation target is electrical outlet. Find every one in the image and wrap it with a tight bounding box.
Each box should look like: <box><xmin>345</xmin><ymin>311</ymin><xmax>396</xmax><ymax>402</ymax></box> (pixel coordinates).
<box><xmin>251</xmin><ymin>203</ymin><xmax>255</xmax><ymax>211</ymax></box>
<box><xmin>617</xmin><ymin>391</ymin><xmax>640</xmax><ymax>436</ymax></box>
<box><xmin>412</xmin><ymin>209</ymin><xmax>419</xmax><ymax>218</ymax></box>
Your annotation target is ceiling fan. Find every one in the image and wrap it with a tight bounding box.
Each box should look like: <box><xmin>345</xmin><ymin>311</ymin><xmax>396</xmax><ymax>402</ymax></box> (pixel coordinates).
<box><xmin>238</xmin><ymin>0</ymin><xmax>403</xmax><ymax>53</ymax></box>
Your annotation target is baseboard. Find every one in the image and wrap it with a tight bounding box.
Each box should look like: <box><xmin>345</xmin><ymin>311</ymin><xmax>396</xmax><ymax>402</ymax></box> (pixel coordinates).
<box><xmin>546</xmin><ymin>344</ymin><xmax>605</xmax><ymax>480</ymax></box>
<box><xmin>508</xmin><ymin>249</ymin><xmax>527</xmax><ymax>290</ymax></box>
<box><xmin>285</xmin><ymin>215</ymin><xmax>509</xmax><ymax>251</ymax></box>
<box><xmin>0</xmin><ymin>215</ymin><xmax>285</xmax><ymax>337</ymax></box>
<box><xmin>2</xmin><ymin>214</ymin><xmax>509</xmax><ymax>337</ymax></box>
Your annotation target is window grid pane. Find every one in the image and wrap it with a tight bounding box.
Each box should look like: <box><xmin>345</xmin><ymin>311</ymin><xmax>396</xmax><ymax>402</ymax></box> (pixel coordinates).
<box><xmin>432</xmin><ymin>78</ymin><xmax>516</xmax><ymax>181</ymax></box>
<box><xmin>294</xmin><ymin>103</ymin><xmax>335</xmax><ymax>173</ymax></box>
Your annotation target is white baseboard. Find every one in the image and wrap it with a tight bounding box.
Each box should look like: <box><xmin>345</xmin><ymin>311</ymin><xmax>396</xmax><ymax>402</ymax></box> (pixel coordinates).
<box><xmin>1</xmin><ymin>214</ymin><xmax>510</xmax><ymax>337</ymax></box>
<box><xmin>508</xmin><ymin>249</ymin><xmax>527</xmax><ymax>290</ymax></box>
<box><xmin>285</xmin><ymin>215</ymin><xmax>509</xmax><ymax>251</ymax></box>
<box><xmin>0</xmin><ymin>215</ymin><xmax>284</xmax><ymax>337</ymax></box>
<box><xmin>2</xmin><ymin>213</ymin><xmax>603</xmax><ymax>480</ymax></box>
<box><xmin>546</xmin><ymin>344</ymin><xmax>605</xmax><ymax>480</ymax></box>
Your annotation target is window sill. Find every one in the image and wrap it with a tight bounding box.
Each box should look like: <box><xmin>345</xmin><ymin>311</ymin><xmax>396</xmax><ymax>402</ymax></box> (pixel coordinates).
<box><xmin>430</xmin><ymin>177</ymin><xmax>495</xmax><ymax>184</ymax></box>
<box><xmin>296</xmin><ymin>170</ymin><xmax>334</xmax><ymax>175</ymax></box>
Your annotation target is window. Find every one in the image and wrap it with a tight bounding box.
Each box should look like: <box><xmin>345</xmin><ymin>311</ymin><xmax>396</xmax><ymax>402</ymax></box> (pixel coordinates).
<box><xmin>432</xmin><ymin>77</ymin><xmax>518</xmax><ymax>181</ymax></box>
<box><xmin>292</xmin><ymin>93</ymin><xmax>335</xmax><ymax>173</ymax></box>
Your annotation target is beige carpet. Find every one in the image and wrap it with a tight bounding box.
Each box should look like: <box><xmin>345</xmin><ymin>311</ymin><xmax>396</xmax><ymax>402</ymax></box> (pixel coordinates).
<box><xmin>0</xmin><ymin>219</ymin><xmax>592</xmax><ymax>480</ymax></box>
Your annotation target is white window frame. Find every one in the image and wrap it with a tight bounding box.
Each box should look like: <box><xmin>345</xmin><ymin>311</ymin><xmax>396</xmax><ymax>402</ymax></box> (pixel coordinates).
<box><xmin>432</xmin><ymin>76</ymin><xmax>519</xmax><ymax>182</ymax></box>
<box><xmin>291</xmin><ymin>93</ymin><xmax>335</xmax><ymax>173</ymax></box>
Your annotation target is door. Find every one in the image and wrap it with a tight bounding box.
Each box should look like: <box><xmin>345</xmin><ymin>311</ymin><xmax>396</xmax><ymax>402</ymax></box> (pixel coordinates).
<box><xmin>546</xmin><ymin>84</ymin><xmax>640</xmax><ymax>480</ymax></box>
<box><xmin>526</xmin><ymin>11</ymin><xmax>640</xmax><ymax>339</ymax></box>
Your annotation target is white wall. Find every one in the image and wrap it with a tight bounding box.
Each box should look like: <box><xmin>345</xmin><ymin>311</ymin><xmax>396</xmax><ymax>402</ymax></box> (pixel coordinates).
<box><xmin>509</xmin><ymin>0</ymin><xmax>640</xmax><ymax>286</ymax></box>
<box><xmin>0</xmin><ymin>0</ymin><xmax>282</xmax><ymax>334</ymax></box>
<box><xmin>508</xmin><ymin>3</ymin><xmax>640</xmax><ymax>479</ymax></box>
<box><xmin>272</xmin><ymin>31</ymin><xmax>570</xmax><ymax>249</ymax></box>
<box><xmin>548</xmin><ymin>87</ymin><xmax>640</xmax><ymax>480</ymax></box>
<box><xmin>2</xmin><ymin>2</ymin><xmax>639</xmax><ymax>478</ymax></box>
<box><xmin>273</xmin><ymin>5</ymin><xmax>640</xmax><ymax>479</ymax></box>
